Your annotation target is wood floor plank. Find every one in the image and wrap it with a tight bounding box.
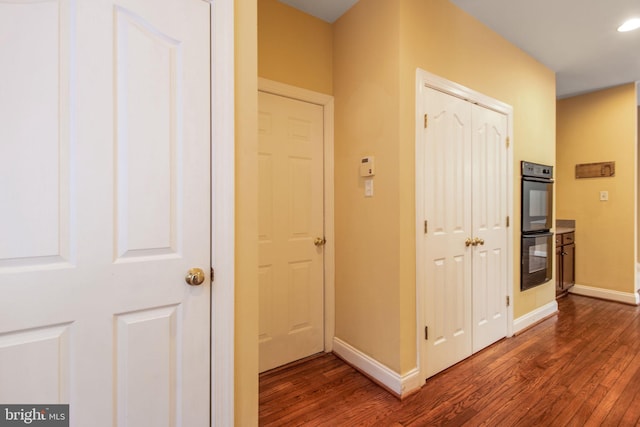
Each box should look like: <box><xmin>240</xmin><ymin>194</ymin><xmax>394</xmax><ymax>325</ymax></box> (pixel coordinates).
<box><xmin>526</xmin><ymin>313</ymin><xmax>640</xmax><ymax>425</ymax></box>
<box><xmin>259</xmin><ymin>295</ymin><xmax>640</xmax><ymax>426</ymax></box>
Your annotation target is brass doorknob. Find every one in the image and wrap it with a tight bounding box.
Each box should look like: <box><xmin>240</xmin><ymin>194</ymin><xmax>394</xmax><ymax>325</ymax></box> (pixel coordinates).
<box><xmin>473</xmin><ymin>237</ymin><xmax>485</xmax><ymax>246</ymax></box>
<box><xmin>314</xmin><ymin>237</ymin><xmax>327</xmax><ymax>247</ymax></box>
<box><xmin>466</xmin><ymin>237</ymin><xmax>485</xmax><ymax>247</ymax></box>
<box><xmin>185</xmin><ymin>268</ymin><xmax>206</xmax><ymax>286</ymax></box>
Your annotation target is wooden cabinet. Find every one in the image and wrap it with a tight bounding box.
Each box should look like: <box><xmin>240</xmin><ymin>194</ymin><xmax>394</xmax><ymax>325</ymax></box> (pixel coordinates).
<box><xmin>556</xmin><ymin>231</ymin><xmax>575</xmax><ymax>296</ymax></box>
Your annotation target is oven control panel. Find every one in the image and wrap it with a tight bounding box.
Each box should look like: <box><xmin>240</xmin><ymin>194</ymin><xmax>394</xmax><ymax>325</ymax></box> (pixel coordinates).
<box><xmin>522</xmin><ymin>161</ymin><xmax>553</xmax><ymax>180</ymax></box>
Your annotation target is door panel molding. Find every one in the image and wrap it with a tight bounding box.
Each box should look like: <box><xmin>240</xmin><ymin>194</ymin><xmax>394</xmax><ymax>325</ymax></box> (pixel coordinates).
<box><xmin>258</xmin><ymin>78</ymin><xmax>335</xmax><ymax>353</ymax></box>
<box><xmin>0</xmin><ymin>0</ymin><xmax>75</xmax><ymax>270</ymax></box>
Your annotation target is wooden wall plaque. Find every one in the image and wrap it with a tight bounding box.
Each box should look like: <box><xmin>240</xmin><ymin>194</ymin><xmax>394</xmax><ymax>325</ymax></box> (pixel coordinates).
<box><xmin>575</xmin><ymin>161</ymin><xmax>615</xmax><ymax>179</ymax></box>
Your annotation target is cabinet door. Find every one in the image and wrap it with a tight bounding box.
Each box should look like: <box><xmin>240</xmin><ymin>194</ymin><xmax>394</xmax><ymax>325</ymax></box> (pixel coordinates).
<box><xmin>562</xmin><ymin>243</ymin><xmax>575</xmax><ymax>289</ymax></box>
<box><xmin>556</xmin><ymin>246</ymin><xmax>563</xmax><ymax>292</ymax></box>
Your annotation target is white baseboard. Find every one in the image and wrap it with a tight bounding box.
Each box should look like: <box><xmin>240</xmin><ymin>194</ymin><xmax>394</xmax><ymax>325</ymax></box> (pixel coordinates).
<box><xmin>332</xmin><ymin>337</ymin><xmax>422</xmax><ymax>398</ymax></box>
<box><xmin>569</xmin><ymin>284</ymin><xmax>640</xmax><ymax>305</ymax></box>
<box><xmin>513</xmin><ymin>300</ymin><xmax>558</xmax><ymax>334</ymax></box>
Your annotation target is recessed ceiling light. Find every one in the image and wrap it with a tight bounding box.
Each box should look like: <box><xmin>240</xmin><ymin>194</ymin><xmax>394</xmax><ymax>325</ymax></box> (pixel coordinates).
<box><xmin>618</xmin><ymin>18</ymin><xmax>640</xmax><ymax>32</ymax></box>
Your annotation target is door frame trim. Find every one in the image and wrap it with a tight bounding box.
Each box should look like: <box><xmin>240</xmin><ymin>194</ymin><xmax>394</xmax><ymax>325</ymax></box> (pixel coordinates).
<box><xmin>415</xmin><ymin>68</ymin><xmax>514</xmax><ymax>382</ymax></box>
<box><xmin>211</xmin><ymin>2</ymin><xmax>235</xmax><ymax>425</ymax></box>
<box><xmin>257</xmin><ymin>77</ymin><xmax>336</xmax><ymax>352</ymax></box>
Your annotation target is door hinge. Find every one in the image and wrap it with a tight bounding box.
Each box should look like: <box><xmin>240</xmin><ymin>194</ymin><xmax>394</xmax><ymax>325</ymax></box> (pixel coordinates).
<box><xmin>425</xmin><ymin>326</ymin><xmax>429</xmax><ymax>340</ymax></box>
<box><xmin>424</xmin><ymin>220</ymin><xmax>428</xmax><ymax>234</ymax></box>
<box><xmin>506</xmin><ymin>216</ymin><xmax>510</xmax><ymax>227</ymax></box>
<box><xmin>210</xmin><ymin>267</ymin><xmax>215</xmax><ymax>282</ymax></box>
<box><xmin>506</xmin><ymin>136</ymin><xmax>510</xmax><ymax>148</ymax></box>
<box><xmin>506</xmin><ymin>296</ymin><xmax>510</xmax><ymax>307</ymax></box>
<box><xmin>424</xmin><ymin>114</ymin><xmax>428</xmax><ymax>129</ymax></box>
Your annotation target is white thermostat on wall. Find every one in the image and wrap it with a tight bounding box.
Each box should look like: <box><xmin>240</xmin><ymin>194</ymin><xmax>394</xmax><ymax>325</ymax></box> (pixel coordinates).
<box><xmin>360</xmin><ymin>156</ymin><xmax>375</xmax><ymax>177</ymax></box>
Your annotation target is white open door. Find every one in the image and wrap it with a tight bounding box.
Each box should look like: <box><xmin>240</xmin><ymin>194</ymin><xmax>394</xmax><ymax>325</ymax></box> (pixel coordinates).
<box><xmin>0</xmin><ymin>0</ymin><xmax>211</xmax><ymax>425</ymax></box>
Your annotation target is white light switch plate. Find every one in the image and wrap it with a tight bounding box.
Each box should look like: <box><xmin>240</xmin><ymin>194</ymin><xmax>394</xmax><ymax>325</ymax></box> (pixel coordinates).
<box><xmin>600</xmin><ymin>190</ymin><xmax>608</xmax><ymax>201</ymax></box>
<box><xmin>365</xmin><ymin>179</ymin><xmax>373</xmax><ymax>197</ymax></box>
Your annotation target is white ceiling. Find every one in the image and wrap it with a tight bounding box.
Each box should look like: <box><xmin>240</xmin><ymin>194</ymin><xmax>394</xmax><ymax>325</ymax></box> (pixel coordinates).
<box><xmin>279</xmin><ymin>0</ymin><xmax>358</xmax><ymax>24</ymax></box>
<box><xmin>280</xmin><ymin>0</ymin><xmax>640</xmax><ymax>100</ymax></box>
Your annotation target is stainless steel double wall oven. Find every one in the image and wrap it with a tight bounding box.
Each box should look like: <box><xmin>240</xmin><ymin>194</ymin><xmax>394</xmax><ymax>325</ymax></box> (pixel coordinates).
<box><xmin>521</xmin><ymin>161</ymin><xmax>554</xmax><ymax>291</ymax></box>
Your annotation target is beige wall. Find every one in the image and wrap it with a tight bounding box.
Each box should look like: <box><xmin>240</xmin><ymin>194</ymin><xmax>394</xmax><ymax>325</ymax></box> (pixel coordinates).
<box><xmin>235</xmin><ymin>0</ymin><xmax>258</xmax><ymax>425</ymax></box>
<box><xmin>334</xmin><ymin>0</ymin><xmax>556</xmax><ymax>374</ymax></box>
<box><xmin>258</xmin><ymin>0</ymin><xmax>333</xmax><ymax>94</ymax></box>
<box><xmin>556</xmin><ymin>84</ymin><xmax>638</xmax><ymax>294</ymax></box>
<box><xmin>333</xmin><ymin>0</ymin><xmax>403</xmax><ymax>372</ymax></box>
<box><xmin>256</xmin><ymin>0</ymin><xmax>556</xmax><ymax>378</ymax></box>
<box><xmin>398</xmin><ymin>0</ymin><xmax>557</xmax><ymax>324</ymax></box>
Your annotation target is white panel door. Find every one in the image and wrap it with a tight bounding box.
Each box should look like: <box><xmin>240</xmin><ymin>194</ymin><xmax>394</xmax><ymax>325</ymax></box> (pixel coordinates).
<box><xmin>0</xmin><ymin>0</ymin><xmax>210</xmax><ymax>425</ymax></box>
<box><xmin>471</xmin><ymin>105</ymin><xmax>509</xmax><ymax>353</ymax></box>
<box><xmin>420</xmin><ymin>87</ymin><xmax>473</xmax><ymax>378</ymax></box>
<box><xmin>258</xmin><ymin>91</ymin><xmax>324</xmax><ymax>373</ymax></box>
<box><xmin>419</xmin><ymin>86</ymin><xmax>508</xmax><ymax>379</ymax></box>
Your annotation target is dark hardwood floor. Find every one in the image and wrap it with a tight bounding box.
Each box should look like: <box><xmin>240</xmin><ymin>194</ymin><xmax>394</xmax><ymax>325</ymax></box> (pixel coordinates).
<box><xmin>259</xmin><ymin>295</ymin><xmax>640</xmax><ymax>426</ymax></box>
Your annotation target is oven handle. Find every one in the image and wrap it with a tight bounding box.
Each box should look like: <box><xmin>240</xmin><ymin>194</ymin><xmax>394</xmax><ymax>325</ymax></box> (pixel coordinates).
<box><xmin>522</xmin><ymin>176</ymin><xmax>554</xmax><ymax>184</ymax></box>
<box><xmin>522</xmin><ymin>231</ymin><xmax>554</xmax><ymax>238</ymax></box>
